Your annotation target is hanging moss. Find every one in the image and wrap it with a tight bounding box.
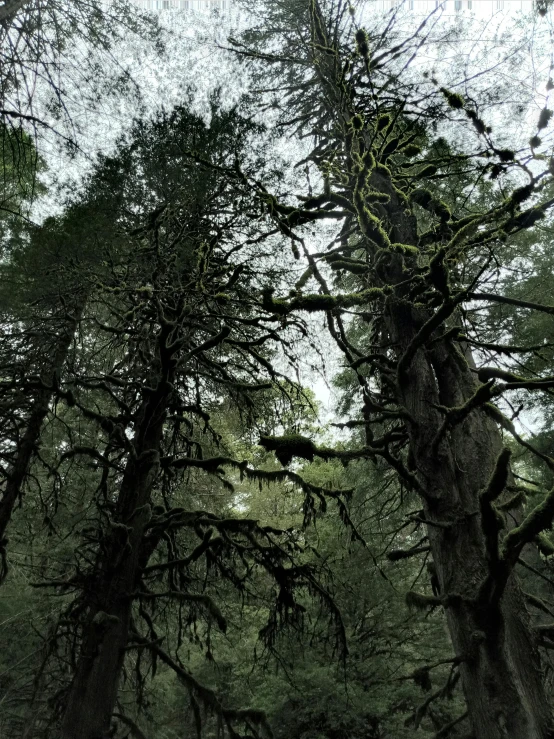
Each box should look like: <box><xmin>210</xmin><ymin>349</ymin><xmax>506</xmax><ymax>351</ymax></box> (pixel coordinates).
<box><xmin>361</xmin><ymin>148</ymin><xmax>376</xmax><ymax>168</ymax></box>
<box><xmin>419</xmin><ymin>165</ymin><xmax>438</xmax><ymax>178</ymax></box>
<box><xmin>466</xmin><ymin>109</ymin><xmax>487</xmax><ymax>135</ymax></box>
<box><xmin>351</xmin><ymin>114</ymin><xmax>364</xmax><ymax>130</ymax></box>
<box><xmin>503</xmin><ymin>488</ymin><xmax>554</xmax><ymax>564</ymax></box>
<box><xmin>376</xmin><ymin>114</ymin><xmax>391</xmax><ymax>132</ymax></box>
<box><xmin>382</xmin><ymin>137</ymin><xmax>400</xmax><ymax>159</ymax></box>
<box><xmin>433</xmin><ymin>200</ymin><xmax>451</xmax><ymax>221</ymax></box>
<box><xmin>410</xmin><ymin>189</ymin><xmax>450</xmax><ymax>221</ymax></box>
<box><xmin>495</xmin><ymin>149</ymin><xmax>514</xmax><ymax>162</ymax></box>
<box><xmin>259</xmin><ymin>434</ymin><xmax>318</xmax><ymax>466</ymax></box>
<box><xmin>428</xmin><ymin>247</ymin><xmax>449</xmax><ymax>297</ymax></box>
<box><xmin>413</xmin><ymin>667</ymin><xmax>432</xmax><ymax>692</ymax></box>
<box><xmin>410</xmin><ymin>188</ymin><xmax>433</xmax><ymax>208</ymax></box>
<box><xmin>357</xmin><ymin>204</ymin><xmax>391</xmax><ymax>248</ymax></box>
<box><xmin>366</xmin><ymin>190</ymin><xmax>391</xmax><ymax>203</ymax></box>
<box><xmin>329</xmin><ymin>258</ymin><xmax>368</xmax><ymax>275</ymax></box>
<box><xmin>374</xmin><ymin>162</ymin><xmax>392</xmax><ymax>177</ymax></box>
<box><xmin>497</xmin><ymin>489</ymin><xmax>525</xmax><ymax>512</ymax></box>
<box><xmin>538</xmin><ymin>108</ymin><xmax>553</xmax><ymax>130</ymax></box>
<box><xmin>402</xmin><ymin>143</ymin><xmax>422</xmax><ymax>158</ymax></box>
<box><xmin>295</xmin><ymin>265</ymin><xmax>314</xmax><ymax>290</ymax></box>
<box><xmin>513</xmin><ymin>183</ymin><xmax>534</xmax><ymax>205</ymax></box>
<box><xmin>510</xmin><ymin>208</ymin><xmax>545</xmax><ymax>229</ymax></box>
<box><xmin>355</xmin><ymin>28</ymin><xmax>369</xmax><ymax>57</ymax></box>
<box><xmin>440</xmin><ymin>87</ymin><xmax>464</xmax><ymax>110</ymax></box>
<box><xmin>482</xmin><ymin>449</ymin><xmax>512</xmax><ymax>503</ymax></box>
<box><xmin>391</xmin><ymin>242</ymin><xmax>419</xmax><ymax>255</ymax></box>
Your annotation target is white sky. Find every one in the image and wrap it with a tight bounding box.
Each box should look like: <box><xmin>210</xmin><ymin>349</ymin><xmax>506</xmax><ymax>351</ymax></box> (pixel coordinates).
<box><xmin>19</xmin><ymin>0</ymin><xmax>554</xmax><ymax>418</ymax></box>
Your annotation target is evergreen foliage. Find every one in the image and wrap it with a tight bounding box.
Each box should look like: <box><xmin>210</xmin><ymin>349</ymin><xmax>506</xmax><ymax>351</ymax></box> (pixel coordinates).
<box><xmin>2</xmin><ymin>2</ymin><xmax>554</xmax><ymax>739</ymax></box>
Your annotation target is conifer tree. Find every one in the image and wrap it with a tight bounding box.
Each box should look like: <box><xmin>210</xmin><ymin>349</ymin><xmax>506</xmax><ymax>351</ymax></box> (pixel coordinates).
<box><xmin>0</xmin><ymin>102</ymin><xmax>350</xmax><ymax>739</ymax></box>
<box><xmin>232</xmin><ymin>2</ymin><xmax>554</xmax><ymax>736</ymax></box>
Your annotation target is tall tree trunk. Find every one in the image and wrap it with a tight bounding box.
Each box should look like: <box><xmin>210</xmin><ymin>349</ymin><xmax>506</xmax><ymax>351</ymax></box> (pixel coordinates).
<box><xmin>60</xmin><ymin>325</ymin><xmax>175</xmax><ymax>739</ymax></box>
<box><xmin>0</xmin><ymin>296</ymin><xmax>86</xmax><ymax>579</ymax></box>
<box><xmin>387</xmin><ymin>296</ymin><xmax>553</xmax><ymax>738</ymax></box>
<box><xmin>372</xmin><ymin>143</ymin><xmax>553</xmax><ymax>734</ymax></box>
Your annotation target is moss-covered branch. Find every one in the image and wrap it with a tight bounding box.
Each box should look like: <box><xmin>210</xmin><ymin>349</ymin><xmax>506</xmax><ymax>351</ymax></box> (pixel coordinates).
<box><xmin>261</xmin><ymin>286</ymin><xmax>384</xmax><ymax>316</ymax></box>
<box><xmin>467</xmin><ymin>292</ymin><xmax>554</xmax><ymax>316</ymax></box>
<box><xmin>397</xmin><ymin>295</ymin><xmax>464</xmax><ymax>378</ymax></box>
<box><xmin>129</xmin><ymin>631</ymin><xmax>272</xmax><ymax>739</ymax></box>
<box><xmin>135</xmin><ymin>591</ymin><xmax>227</xmax><ymax>632</ymax></box>
<box><xmin>480</xmin><ymin>448</ymin><xmax>511</xmax><ymax>568</ymax></box>
<box><xmin>502</xmin><ymin>484</ymin><xmax>554</xmax><ymax>569</ymax></box>
<box><xmin>431</xmin><ymin>381</ymin><xmax>495</xmax><ymax>452</ymax></box>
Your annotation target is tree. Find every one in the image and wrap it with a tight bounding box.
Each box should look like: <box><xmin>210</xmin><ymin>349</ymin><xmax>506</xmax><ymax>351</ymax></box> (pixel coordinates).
<box><xmin>0</xmin><ymin>100</ymin><xmax>353</xmax><ymax>739</ymax></box>
<box><xmin>228</xmin><ymin>1</ymin><xmax>554</xmax><ymax>736</ymax></box>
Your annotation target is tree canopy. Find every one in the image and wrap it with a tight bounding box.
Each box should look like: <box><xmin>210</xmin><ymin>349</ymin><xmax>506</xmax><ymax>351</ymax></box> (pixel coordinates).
<box><xmin>2</xmin><ymin>2</ymin><xmax>554</xmax><ymax>738</ymax></box>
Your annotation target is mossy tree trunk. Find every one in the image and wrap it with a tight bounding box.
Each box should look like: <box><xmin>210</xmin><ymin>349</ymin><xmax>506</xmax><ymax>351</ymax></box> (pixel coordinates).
<box><xmin>244</xmin><ymin>1</ymin><xmax>554</xmax><ymax>735</ymax></box>
<box><xmin>388</xmin><ymin>297</ymin><xmax>552</xmax><ymax>739</ymax></box>
<box><xmin>59</xmin><ymin>320</ymin><xmax>176</xmax><ymax>739</ymax></box>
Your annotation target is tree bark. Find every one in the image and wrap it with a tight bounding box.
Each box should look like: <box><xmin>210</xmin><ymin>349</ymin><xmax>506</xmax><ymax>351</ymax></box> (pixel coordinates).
<box><xmin>387</xmin><ymin>297</ymin><xmax>553</xmax><ymax>738</ymax></box>
<box><xmin>0</xmin><ymin>296</ymin><xmax>86</xmax><ymax>578</ymax></box>
<box><xmin>59</xmin><ymin>324</ymin><xmax>175</xmax><ymax>739</ymax></box>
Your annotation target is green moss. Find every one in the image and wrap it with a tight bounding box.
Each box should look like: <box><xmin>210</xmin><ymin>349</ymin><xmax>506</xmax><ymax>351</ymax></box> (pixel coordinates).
<box><xmin>259</xmin><ymin>433</ymin><xmax>318</xmax><ymax>466</ymax></box>
<box><xmin>355</xmin><ymin>28</ymin><xmax>369</xmax><ymax>57</ymax></box>
<box><xmin>511</xmin><ymin>208</ymin><xmax>545</xmax><ymax>229</ymax></box>
<box><xmin>466</xmin><ymin>109</ymin><xmax>487</xmax><ymax>135</ymax></box>
<box><xmin>440</xmin><ymin>87</ymin><xmax>464</xmax><ymax>110</ymax></box>
<box><xmin>356</xmin><ymin>203</ymin><xmax>391</xmax><ymax>248</ymax></box>
<box><xmin>382</xmin><ymin>137</ymin><xmax>400</xmax><ymax>158</ymax></box>
<box><xmin>410</xmin><ymin>188</ymin><xmax>433</xmax><ymax>208</ymax></box>
<box><xmin>419</xmin><ymin>165</ymin><xmax>438</xmax><ymax>178</ymax></box>
<box><xmin>365</xmin><ymin>190</ymin><xmax>390</xmax><ymax>203</ymax></box>
<box><xmin>351</xmin><ymin>114</ymin><xmax>364</xmax><ymax>130</ymax></box>
<box><xmin>496</xmin><ymin>149</ymin><xmax>514</xmax><ymax>162</ymax></box>
<box><xmin>362</xmin><ymin>149</ymin><xmax>376</xmax><ymax>168</ymax></box>
<box><xmin>391</xmin><ymin>242</ymin><xmax>419</xmax><ymax>255</ymax></box>
<box><xmin>538</xmin><ymin>108</ymin><xmax>553</xmax><ymax>130</ymax></box>
<box><xmin>510</xmin><ymin>184</ymin><xmax>534</xmax><ymax>207</ymax></box>
<box><xmin>376</xmin><ymin>114</ymin><xmax>391</xmax><ymax>132</ymax></box>
<box><xmin>262</xmin><ymin>287</ymin><xmax>384</xmax><ymax>315</ymax></box>
<box><xmin>502</xmin><ymin>485</ymin><xmax>554</xmax><ymax>564</ymax></box>
<box><xmin>428</xmin><ymin>247</ymin><xmax>449</xmax><ymax>296</ymax></box>
<box><xmin>329</xmin><ymin>259</ymin><xmax>368</xmax><ymax>275</ymax></box>
<box><xmin>410</xmin><ymin>189</ymin><xmax>450</xmax><ymax>221</ymax></box>
<box><xmin>375</xmin><ymin>162</ymin><xmax>391</xmax><ymax>177</ymax></box>
<box><xmin>295</xmin><ymin>265</ymin><xmax>314</xmax><ymax>290</ymax></box>
<box><xmin>536</xmin><ymin>532</ymin><xmax>554</xmax><ymax>557</ymax></box>
<box><xmin>402</xmin><ymin>143</ymin><xmax>422</xmax><ymax>157</ymax></box>
<box><xmin>433</xmin><ymin>200</ymin><xmax>451</xmax><ymax>221</ymax></box>
<box><xmin>405</xmin><ymin>591</ymin><xmax>442</xmax><ymax>610</ymax></box>
<box><xmin>497</xmin><ymin>489</ymin><xmax>525</xmax><ymax>512</ymax></box>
